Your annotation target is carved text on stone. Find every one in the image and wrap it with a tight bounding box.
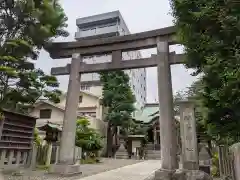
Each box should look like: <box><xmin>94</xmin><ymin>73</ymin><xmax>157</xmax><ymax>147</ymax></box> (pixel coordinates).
<box><xmin>183</xmin><ymin>109</ymin><xmax>195</xmax><ymax>161</ymax></box>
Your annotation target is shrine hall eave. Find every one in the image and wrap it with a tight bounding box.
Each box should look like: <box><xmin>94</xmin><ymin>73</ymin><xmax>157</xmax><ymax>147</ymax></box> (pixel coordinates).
<box><xmin>44</xmin><ymin>26</ymin><xmax>178</xmax><ymax>59</ymax></box>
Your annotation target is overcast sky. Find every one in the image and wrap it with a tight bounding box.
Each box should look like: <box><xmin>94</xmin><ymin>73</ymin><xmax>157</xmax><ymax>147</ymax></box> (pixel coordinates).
<box><xmin>36</xmin><ymin>0</ymin><xmax>197</xmax><ymax>103</ymax></box>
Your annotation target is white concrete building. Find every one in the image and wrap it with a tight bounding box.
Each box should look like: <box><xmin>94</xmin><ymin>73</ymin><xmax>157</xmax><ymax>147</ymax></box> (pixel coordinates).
<box><xmin>75</xmin><ymin>11</ymin><xmax>147</xmax><ymax>109</ymax></box>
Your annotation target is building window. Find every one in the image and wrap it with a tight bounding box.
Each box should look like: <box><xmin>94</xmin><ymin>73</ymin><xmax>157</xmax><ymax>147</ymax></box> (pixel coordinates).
<box><xmin>81</xmin><ymin>27</ymin><xmax>96</xmax><ymax>31</ymax></box>
<box><xmin>98</xmin><ymin>22</ymin><xmax>117</xmax><ymax>28</ymax></box>
<box><xmin>79</xmin><ymin>112</ymin><xmax>96</xmax><ymax>117</ymax></box>
<box><xmin>89</xmin><ymin>112</ymin><xmax>96</xmax><ymax>117</ymax></box>
<box><xmin>79</xmin><ymin>96</ymin><xmax>83</xmax><ymax>103</ymax></box>
<box><xmin>81</xmin><ymin>85</ymin><xmax>90</xmax><ymax>90</ymax></box>
<box><xmin>78</xmin><ymin>112</ymin><xmax>87</xmax><ymax>117</ymax></box>
<box><xmin>39</xmin><ymin>109</ymin><xmax>52</xmax><ymax>119</ymax></box>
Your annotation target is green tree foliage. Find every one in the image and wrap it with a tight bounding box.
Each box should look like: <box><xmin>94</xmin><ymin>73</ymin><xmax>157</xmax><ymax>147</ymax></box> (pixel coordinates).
<box><xmin>100</xmin><ymin>71</ymin><xmax>136</xmax><ymax>128</ymax></box>
<box><xmin>128</xmin><ymin>123</ymin><xmax>148</xmax><ymax>136</ymax></box>
<box><xmin>75</xmin><ymin>117</ymin><xmax>103</xmax><ymax>152</ymax></box>
<box><xmin>34</xmin><ymin>128</ymin><xmax>42</xmax><ymax>146</ymax></box>
<box><xmin>0</xmin><ymin>0</ymin><xmax>68</xmax><ymax>112</ymax></box>
<box><xmin>100</xmin><ymin>71</ymin><xmax>135</xmax><ymax>156</ymax></box>
<box><xmin>171</xmin><ymin>0</ymin><xmax>240</xmax><ymax>144</ymax></box>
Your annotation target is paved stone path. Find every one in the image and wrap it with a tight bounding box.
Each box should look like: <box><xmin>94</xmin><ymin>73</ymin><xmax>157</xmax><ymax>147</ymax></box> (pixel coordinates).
<box><xmin>3</xmin><ymin>159</ymin><xmax>149</xmax><ymax>180</ymax></box>
<box><xmin>79</xmin><ymin>160</ymin><xmax>160</xmax><ymax>180</ymax></box>
<box><xmin>80</xmin><ymin>158</ymin><xmax>144</xmax><ymax>178</ymax></box>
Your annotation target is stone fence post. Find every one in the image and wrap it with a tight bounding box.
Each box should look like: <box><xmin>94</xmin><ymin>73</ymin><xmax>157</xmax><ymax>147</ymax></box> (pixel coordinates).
<box><xmin>46</xmin><ymin>142</ymin><xmax>53</xmax><ymax>166</ymax></box>
<box><xmin>29</xmin><ymin>143</ymin><xmax>38</xmax><ymax>169</ymax></box>
<box><xmin>74</xmin><ymin>147</ymin><xmax>82</xmax><ymax>164</ymax></box>
<box><xmin>230</xmin><ymin>143</ymin><xmax>240</xmax><ymax>180</ymax></box>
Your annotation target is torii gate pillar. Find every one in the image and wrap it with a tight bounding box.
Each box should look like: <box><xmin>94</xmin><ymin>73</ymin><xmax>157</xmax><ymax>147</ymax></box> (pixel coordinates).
<box><xmin>155</xmin><ymin>41</ymin><xmax>178</xmax><ymax>179</ymax></box>
<box><xmin>49</xmin><ymin>54</ymin><xmax>82</xmax><ymax>175</ymax></box>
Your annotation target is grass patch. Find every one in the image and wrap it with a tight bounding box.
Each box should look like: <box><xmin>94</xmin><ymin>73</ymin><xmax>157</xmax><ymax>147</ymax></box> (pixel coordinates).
<box><xmin>81</xmin><ymin>158</ymin><xmax>101</xmax><ymax>164</ymax></box>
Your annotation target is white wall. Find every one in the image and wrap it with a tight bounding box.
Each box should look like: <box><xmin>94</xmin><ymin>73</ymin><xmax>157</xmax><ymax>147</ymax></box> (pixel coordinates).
<box><xmin>30</xmin><ymin>104</ymin><xmax>64</xmax><ymax>127</ymax></box>
<box><xmin>58</xmin><ymin>92</ymin><xmax>99</xmax><ymax>108</ymax></box>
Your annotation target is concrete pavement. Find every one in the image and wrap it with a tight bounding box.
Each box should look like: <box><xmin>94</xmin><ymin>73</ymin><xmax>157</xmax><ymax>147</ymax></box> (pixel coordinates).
<box><xmin>79</xmin><ymin>160</ymin><xmax>161</xmax><ymax>180</ymax></box>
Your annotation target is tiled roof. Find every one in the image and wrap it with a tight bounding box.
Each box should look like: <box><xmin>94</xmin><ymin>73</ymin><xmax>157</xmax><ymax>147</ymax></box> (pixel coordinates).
<box><xmin>133</xmin><ymin>104</ymin><xmax>159</xmax><ymax>124</ymax></box>
<box><xmin>133</xmin><ymin>103</ymin><xmax>180</xmax><ymax>124</ymax></box>
<box><xmin>37</xmin><ymin>122</ymin><xmax>62</xmax><ymax>132</ymax></box>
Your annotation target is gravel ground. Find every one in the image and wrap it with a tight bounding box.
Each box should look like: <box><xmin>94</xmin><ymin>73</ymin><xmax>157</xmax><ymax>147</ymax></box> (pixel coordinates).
<box><xmin>2</xmin><ymin>158</ymin><xmax>143</xmax><ymax>180</ymax></box>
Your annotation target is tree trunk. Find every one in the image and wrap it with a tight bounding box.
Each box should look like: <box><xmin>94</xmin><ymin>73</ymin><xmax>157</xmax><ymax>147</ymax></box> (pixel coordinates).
<box><xmin>0</xmin><ymin>77</ymin><xmax>9</xmax><ymax>107</ymax></box>
<box><xmin>112</xmin><ymin>126</ymin><xmax>120</xmax><ymax>157</ymax></box>
<box><xmin>106</xmin><ymin>122</ymin><xmax>113</xmax><ymax>157</ymax></box>
<box><xmin>115</xmin><ymin>126</ymin><xmax>119</xmax><ymax>146</ymax></box>
<box><xmin>207</xmin><ymin>140</ymin><xmax>213</xmax><ymax>157</ymax></box>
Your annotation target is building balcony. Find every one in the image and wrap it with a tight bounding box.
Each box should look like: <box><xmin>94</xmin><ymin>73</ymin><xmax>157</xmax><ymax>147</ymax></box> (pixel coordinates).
<box><xmin>75</xmin><ymin>25</ymin><xmax>120</xmax><ymax>40</ymax></box>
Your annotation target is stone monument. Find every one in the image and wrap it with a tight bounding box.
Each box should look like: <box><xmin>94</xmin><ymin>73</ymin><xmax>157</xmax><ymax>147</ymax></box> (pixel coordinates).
<box><xmin>179</xmin><ymin>100</ymin><xmax>199</xmax><ymax>170</ymax></box>
<box><xmin>173</xmin><ymin>100</ymin><xmax>212</xmax><ymax>180</ymax></box>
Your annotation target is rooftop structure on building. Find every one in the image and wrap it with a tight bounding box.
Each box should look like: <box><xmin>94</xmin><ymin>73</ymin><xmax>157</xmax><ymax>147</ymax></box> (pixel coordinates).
<box><xmin>75</xmin><ymin>11</ymin><xmax>129</xmax><ymax>40</ymax></box>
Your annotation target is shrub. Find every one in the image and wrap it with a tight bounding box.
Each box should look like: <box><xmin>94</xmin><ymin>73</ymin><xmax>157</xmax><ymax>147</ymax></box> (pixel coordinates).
<box><xmin>211</xmin><ymin>152</ymin><xmax>220</xmax><ymax>177</ymax></box>
<box><xmin>75</xmin><ymin>117</ymin><xmax>103</xmax><ymax>154</ymax></box>
<box><xmin>34</xmin><ymin>128</ymin><xmax>42</xmax><ymax>146</ymax></box>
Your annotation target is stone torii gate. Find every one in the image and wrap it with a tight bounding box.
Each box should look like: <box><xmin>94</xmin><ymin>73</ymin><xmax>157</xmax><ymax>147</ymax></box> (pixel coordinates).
<box><xmin>44</xmin><ymin>26</ymin><xmax>185</xmax><ymax>178</ymax></box>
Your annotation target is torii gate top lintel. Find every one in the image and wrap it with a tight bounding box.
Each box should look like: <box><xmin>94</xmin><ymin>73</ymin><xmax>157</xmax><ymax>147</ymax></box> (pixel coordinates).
<box><xmin>44</xmin><ymin>26</ymin><xmax>178</xmax><ymax>59</ymax></box>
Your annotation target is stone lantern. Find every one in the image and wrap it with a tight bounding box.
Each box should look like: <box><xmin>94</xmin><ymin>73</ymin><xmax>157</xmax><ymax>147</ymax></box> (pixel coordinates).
<box><xmin>38</xmin><ymin>122</ymin><xmax>62</xmax><ymax>166</ymax></box>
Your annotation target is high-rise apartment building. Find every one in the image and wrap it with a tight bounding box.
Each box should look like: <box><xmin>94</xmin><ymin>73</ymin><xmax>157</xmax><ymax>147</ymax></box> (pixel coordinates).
<box><xmin>75</xmin><ymin>11</ymin><xmax>146</xmax><ymax>108</ymax></box>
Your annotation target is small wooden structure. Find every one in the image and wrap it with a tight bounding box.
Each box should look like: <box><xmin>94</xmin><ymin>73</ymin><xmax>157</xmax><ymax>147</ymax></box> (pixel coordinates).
<box><xmin>38</xmin><ymin>122</ymin><xmax>62</xmax><ymax>143</ymax></box>
<box><xmin>127</xmin><ymin>135</ymin><xmax>145</xmax><ymax>159</ymax></box>
<box><xmin>0</xmin><ymin>109</ymin><xmax>36</xmax><ymax>170</ymax></box>
<box><xmin>37</xmin><ymin>122</ymin><xmax>62</xmax><ymax>165</ymax></box>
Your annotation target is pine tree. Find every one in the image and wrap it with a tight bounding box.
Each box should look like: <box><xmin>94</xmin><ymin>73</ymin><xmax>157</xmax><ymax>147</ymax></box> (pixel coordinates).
<box><xmin>0</xmin><ymin>0</ymin><xmax>68</xmax><ymax>112</ymax></box>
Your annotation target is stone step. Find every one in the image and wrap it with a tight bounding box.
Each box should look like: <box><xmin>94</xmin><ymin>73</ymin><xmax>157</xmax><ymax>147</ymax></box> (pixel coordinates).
<box><xmin>115</xmin><ymin>156</ymin><xmax>129</xmax><ymax>159</ymax></box>
<box><xmin>115</xmin><ymin>152</ymin><xmax>129</xmax><ymax>159</ymax></box>
<box><xmin>145</xmin><ymin>150</ymin><xmax>161</xmax><ymax>160</ymax></box>
<box><xmin>145</xmin><ymin>144</ymin><xmax>161</xmax><ymax>150</ymax></box>
<box><xmin>146</xmin><ymin>156</ymin><xmax>161</xmax><ymax>160</ymax></box>
<box><xmin>146</xmin><ymin>150</ymin><xmax>161</xmax><ymax>153</ymax></box>
<box><xmin>115</xmin><ymin>155</ymin><xmax>129</xmax><ymax>159</ymax></box>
